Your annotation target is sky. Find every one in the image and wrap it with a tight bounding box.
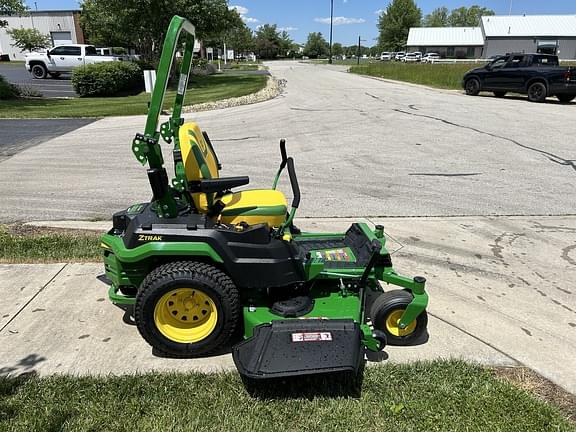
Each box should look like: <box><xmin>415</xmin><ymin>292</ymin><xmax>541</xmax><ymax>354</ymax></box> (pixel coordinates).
<box><xmin>28</xmin><ymin>0</ymin><xmax>576</xmax><ymax>46</ymax></box>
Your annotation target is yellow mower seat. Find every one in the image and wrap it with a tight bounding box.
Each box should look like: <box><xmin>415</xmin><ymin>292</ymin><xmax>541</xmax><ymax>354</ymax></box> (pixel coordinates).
<box><xmin>179</xmin><ymin>122</ymin><xmax>287</xmax><ymax>227</ymax></box>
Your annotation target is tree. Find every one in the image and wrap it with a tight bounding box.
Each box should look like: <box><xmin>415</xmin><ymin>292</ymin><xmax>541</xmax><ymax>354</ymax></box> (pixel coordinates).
<box><xmin>423</xmin><ymin>7</ymin><xmax>449</xmax><ymax>27</ymax></box>
<box><xmin>449</xmin><ymin>5</ymin><xmax>494</xmax><ymax>27</ymax></box>
<box><xmin>7</xmin><ymin>28</ymin><xmax>51</xmax><ymax>52</ymax></box>
<box><xmin>205</xmin><ymin>10</ymin><xmax>253</xmax><ymax>57</ymax></box>
<box><xmin>377</xmin><ymin>0</ymin><xmax>421</xmax><ymax>51</ymax></box>
<box><xmin>227</xmin><ymin>23</ymin><xmax>253</xmax><ymax>55</ymax></box>
<box><xmin>0</xmin><ymin>0</ymin><xmax>27</xmax><ymax>27</ymax></box>
<box><xmin>254</xmin><ymin>24</ymin><xmax>282</xmax><ymax>59</ymax></box>
<box><xmin>279</xmin><ymin>30</ymin><xmax>293</xmax><ymax>56</ymax></box>
<box><xmin>332</xmin><ymin>42</ymin><xmax>343</xmax><ymax>57</ymax></box>
<box><xmin>303</xmin><ymin>32</ymin><xmax>328</xmax><ymax>58</ymax></box>
<box><xmin>80</xmin><ymin>0</ymin><xmax>236</xmax><ymax>62</ymax></box>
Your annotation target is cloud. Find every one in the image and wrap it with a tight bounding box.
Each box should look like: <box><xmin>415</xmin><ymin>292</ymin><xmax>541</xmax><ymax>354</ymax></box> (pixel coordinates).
<box><xmin>229</xmin><ymin>5</ymin><xmax>259</xmax><ymax>24</ymax></box>
<box><xmin>374</xmin><ymin>9</ymin><xmax>385</xmax><ymax>15</ymax></box>
<box><xmin>278</xmin><ymin>26</ymin><xmax>298</xmax><ymax>31</ymax></box>
<box><xmin>314</xmin><ymin>16</ymin><xmax>366</xmax><ymax>25</ymax></box>
<box><xmin>229</xmin><ymin>5</ymin><xmax>248</xmax><ymax>15</ymax></box>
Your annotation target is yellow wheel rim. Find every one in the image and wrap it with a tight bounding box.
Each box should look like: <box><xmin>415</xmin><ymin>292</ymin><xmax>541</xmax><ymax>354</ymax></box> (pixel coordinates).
<box><xmin>385</xmin><ymin>309</ymin><xmax>417</xmax><ymax>337</ymax></box>
<box><xmin>153</xmin><ymin>288</ymin><xmax>218</xmax><ymax>343</ymax></box>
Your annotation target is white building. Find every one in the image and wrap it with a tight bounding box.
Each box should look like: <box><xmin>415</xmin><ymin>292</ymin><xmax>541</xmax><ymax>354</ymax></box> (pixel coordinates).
<box><xmin>407</xmin><ymin>14</ymin><xmax>576</xmax><ymax>60</ymax></box>
<box><xmin>407</xmin><ymin>27</ymin><xmax>484</xmax><ymax>58</ymax></box>
<box><xmin>482</xmin><ymin>15</ymin><xmax>576</xmax><ymax>59</ymax></box>
<box><xmin>0</xmin><ymin>10</ymin><xmax>84</xmax><ymax>61</ymax></box>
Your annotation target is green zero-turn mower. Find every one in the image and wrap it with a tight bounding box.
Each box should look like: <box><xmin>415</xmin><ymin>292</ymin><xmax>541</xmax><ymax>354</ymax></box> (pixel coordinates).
<box><xmin>101</xmin><ymin>16</ymin><xmax>429</xmax><ymax>379</ymax></box>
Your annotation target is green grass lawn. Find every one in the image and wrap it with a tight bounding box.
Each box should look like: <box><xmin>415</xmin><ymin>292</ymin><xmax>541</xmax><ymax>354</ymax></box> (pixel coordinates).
<box><xmin>350</xmin><ymin>62</ymin><xmax>477</xmax><ymax>90</ymax></box>
<box><xmin>0</xmin><ymin>361</ymin><xmax>573</xmax><ymax>432</ymax></box>
<box><xmin>0</xmin><ymin>73</ymin><xmax>267</xmax><ymax>118</ymax></box>
<box><xmin>0</xmin><ymin>225</ymin><xmax>101</xmax><ymax>263</ymax></box>
<box><xmin>228</xmin><ymin>63</ymin><xmax>260</xmax><ymax>71</ymax></box>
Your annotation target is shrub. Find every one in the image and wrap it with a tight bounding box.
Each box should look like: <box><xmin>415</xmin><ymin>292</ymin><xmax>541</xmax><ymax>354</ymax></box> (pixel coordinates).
<box><xmin>72</xmin><ymin>61</ymin><xmax>143</xmax><ymax>97</ymax></box>
<box><xmin>0</xmin><ymin>74</ymin><xmax>20</xmax><ymax>99</ymax></box>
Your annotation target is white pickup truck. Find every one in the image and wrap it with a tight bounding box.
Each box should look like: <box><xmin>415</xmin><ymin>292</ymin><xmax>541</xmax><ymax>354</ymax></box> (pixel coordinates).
<box><xmin>25</xmin><ymin>44</ymin><xmax>119</xmax><ymax>79</ymax></box>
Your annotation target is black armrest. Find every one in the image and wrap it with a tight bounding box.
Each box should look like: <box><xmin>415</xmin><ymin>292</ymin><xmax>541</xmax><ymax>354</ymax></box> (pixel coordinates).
<box><xmin>189</xmin><ymin>176</ymin><xmax>249</xmax><ymax>194</ymax></box>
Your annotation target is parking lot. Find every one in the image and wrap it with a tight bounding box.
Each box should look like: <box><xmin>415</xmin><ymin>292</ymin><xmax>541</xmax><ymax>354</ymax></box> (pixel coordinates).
<box><xmin>0</xmin><ymin>63</ymin><xmax>76</xmax><ymax>98</ymax></box>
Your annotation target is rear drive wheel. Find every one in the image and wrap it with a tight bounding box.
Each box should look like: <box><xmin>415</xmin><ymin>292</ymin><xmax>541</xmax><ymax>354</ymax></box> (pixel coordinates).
<box><xmin>493</xmin><ymin>91</ymin><xmax>506</xmax><ymax>98</ymax></box>
<box><xmin>370</xmin><ymin>290</ymin><xmax>428</xmax><ymax>346</ymax></box>
<box><xmin>527</xmin><ymin>82</ymin><xmax>547</xmax><ymax>102</ymax></box>
<box><xmin>557</xmin><ymin>94</ymin><xmax>575</xmax><ymax>103</ymax></box>
<box><xmin>135</xmin><ymin>261</ymin><xmax>240</xmax><ymax>357</ymax></box>
<box><xmin>465</xmin><ymin>78</ymin><xmax>480</xmax><ymax>96</ymax></box>
<box><xmin>31</xmin><ymin>64</ymin><xmax>47</xmax><ymax>79</ymax></box>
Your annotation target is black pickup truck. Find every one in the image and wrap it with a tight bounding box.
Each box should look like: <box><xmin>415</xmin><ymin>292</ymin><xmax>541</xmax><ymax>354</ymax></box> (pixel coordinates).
<box><xmin>462</xmin><ymin>53</ymin><xmax>576</xmax><ymax>103</ymax></box>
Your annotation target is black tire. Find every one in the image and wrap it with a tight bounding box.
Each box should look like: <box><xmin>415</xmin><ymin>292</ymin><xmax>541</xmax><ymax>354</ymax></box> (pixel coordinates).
<box><xmin>527</xmin><ymin>82</ymin><xmax>547</xmax><ymax>102</ymax></box>
<box><xmin>557</xmin><ymin>94</ymin><xmax>575</xmax><ymax>103</ymax></box>
<box><xmin>370</xmin><ymin>290</ymin><xmax>428</xmax><ymax>346</ymax></box>
<box><xmin>48</xmin><ymin>72</ymin><xmax>61</xmax><ymax>79</ymax></box>
<box><xmin>465</xmin><ymin>77</ymin><xmax>480</xmax><ymax>96</ymax></box>
<box><xmin>135</xmin><ymin>261</ymin><xmax>240</xmax><ymax>357</ymax></box>
<box><xmin>493</xmin><ymin>91</ymin><xmax>506</xmax><ymax>98</ymax></box>
<box><xmin>31</xmin><ymin>64</ymin><xmax>47</xmax><ymax>79</ymax></box>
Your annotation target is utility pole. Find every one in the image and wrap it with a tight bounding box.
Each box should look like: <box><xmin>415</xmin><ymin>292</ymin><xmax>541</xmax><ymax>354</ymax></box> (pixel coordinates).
<box><xmin>357</xmin><ymin>35</ymin><xmax>361</xmax><ymax>65</ymax></box>
<box><xmin>328</xmin><ymin>0</ymin><xmax>334</xmax><ymax>64</ymax></box>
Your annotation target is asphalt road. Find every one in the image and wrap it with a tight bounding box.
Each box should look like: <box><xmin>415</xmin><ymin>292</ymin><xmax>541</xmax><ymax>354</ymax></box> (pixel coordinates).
<box><xmin>0</xmin><ymin>63</ymin><xmax>76</xmax><ymax>98</ymax></box>
<box><xmin>0</xmin><ymin>60</ymin><xmax>574</xmax><ymax>221</ymax></box>
<box><xmin>0</xmin><ymin>119</ymin><xmax>96</xmax><ymax>162</ymax></box>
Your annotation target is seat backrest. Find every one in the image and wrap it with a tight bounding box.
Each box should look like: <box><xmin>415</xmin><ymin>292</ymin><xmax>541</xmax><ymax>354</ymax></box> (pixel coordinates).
<box><xmin>179</xmin><ymin>122</ymin><xmax>219</xmax><ymax>181</ymax></box>
<box><xmin>179</xmin><ymin>122</ymin><xmax>220</xmax><ymax>211</ymax></box>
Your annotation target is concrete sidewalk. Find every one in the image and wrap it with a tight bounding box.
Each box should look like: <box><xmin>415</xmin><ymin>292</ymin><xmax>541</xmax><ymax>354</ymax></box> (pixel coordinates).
<box><xmin>1</xmin><ymin>216</ymin><xmax>575</xmax><ymax>395</ymax></box>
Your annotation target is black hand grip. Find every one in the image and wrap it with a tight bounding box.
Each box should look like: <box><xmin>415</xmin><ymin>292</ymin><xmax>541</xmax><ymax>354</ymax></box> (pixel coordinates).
<box><xmin>286</xmin><ymin>157</ymin><xmax>300</xmax><ymax>209</ymax></box>
<box><xmin>280</xmin><ymin>139</ymin><xmax>287</xmax><ymax>168</ymax></box>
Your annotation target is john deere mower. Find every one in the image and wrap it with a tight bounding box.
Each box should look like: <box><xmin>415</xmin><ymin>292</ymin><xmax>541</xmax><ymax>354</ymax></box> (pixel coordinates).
<box><xmin>101</xmin><ymin>16</ymin><xmax>429</xmax><ymax>379</ymax></box>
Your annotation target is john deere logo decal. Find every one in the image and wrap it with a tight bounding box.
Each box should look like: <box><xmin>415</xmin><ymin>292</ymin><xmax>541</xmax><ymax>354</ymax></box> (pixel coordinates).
<box><xmin>188</xmin><ymin>130</ymin><xmax>208</xmax><ymax>157</ymax></box>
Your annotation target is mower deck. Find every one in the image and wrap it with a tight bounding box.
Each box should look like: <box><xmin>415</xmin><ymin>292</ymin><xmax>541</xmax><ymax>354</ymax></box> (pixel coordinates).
<box><xmin>233</xmin><ymin>319</ymin><xmax>363</xmax><ymax>379</ymax></box>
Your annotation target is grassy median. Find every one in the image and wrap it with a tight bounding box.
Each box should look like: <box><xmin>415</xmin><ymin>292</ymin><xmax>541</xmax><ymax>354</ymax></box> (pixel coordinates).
<box><xmin>349</xmin><ymin>62</ymin><xmax>476</xmax><ymax>90</ymax></box>
<box><xmin>0</xmin><ymin>225</ymin><xmax>101</xmax><ymax>263</ymax></box>
<box><xmin>0</xmin><ymin>361</ymin><xmax>574</xmax><ymax>432</ymax></box>
<box><xmin>0</xmin><ymin>73</ymin><xmax>267</xmax><ymax>118</ymax></box>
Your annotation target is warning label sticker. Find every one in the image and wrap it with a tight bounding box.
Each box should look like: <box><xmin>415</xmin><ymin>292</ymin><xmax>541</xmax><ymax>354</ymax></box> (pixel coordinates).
<box><xmin>291</xmin><ymin>332</ymin><xmax>333</xmax><ymax>342</ymax></box>
<box><xmin>315</xmin><ymin>248</ymin><xmax>352</xmax><ymax>262</ymax></box>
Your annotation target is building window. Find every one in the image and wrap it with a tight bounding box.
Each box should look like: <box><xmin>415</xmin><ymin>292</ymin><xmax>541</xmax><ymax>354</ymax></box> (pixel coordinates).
<box><xmin>466</xmin><ymin>47</ymin><xmax>475</xmax><ymax>58</ymax></box>
<box><xmin>447</xmin><ymin>47</ymin><xmax>455</xmax><ymax>57</ymax></box>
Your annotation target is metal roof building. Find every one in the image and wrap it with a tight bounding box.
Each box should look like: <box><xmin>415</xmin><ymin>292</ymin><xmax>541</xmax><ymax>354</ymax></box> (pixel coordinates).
<box><xmin>407</xmin><ymin>15</ymin><xmax>576</xmax><ymax>60</ymax></box>
<box><xmin>407</xmin><ymin>27</ymin><xmax>484</xmax><ymax>47</ymax></box>
<box><xmin>481</xmin><ymin>15</ymin><xmax>576</xmax><ymax>59</ymax></box>
<box><xmin>407</xmin><ymin>27</ymin><xmax>484</xmax><ymax>59</ymax></box>
<box><xmin>0</xmin><ymin>10</ymin><xmax>84</xmax><ymax>61</ymax></box>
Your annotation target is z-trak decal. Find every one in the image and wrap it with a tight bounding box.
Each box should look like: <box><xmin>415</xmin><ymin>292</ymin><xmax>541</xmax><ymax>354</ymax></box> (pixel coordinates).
<box><xmin>138</xmin><ymin>235</ymin><xmax>163</xmax><ymax>241</ymax></box>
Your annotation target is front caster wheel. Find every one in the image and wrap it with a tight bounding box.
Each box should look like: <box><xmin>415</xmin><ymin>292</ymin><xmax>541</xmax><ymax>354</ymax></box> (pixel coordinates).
<box><xmin>370</xmin><ymin>290</ymin><xmax>428</xmax><ymax>346</ymax></box>
<box><xmin>135</xmin><ymin>261</ymin><xmax>240</xmax><ymax>357</ymax></box>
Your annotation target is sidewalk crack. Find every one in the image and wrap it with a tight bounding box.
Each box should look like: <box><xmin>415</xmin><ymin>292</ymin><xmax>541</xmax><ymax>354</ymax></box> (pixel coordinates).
<box><xmin>0</xmin><ymin>264</ymin><xmax>68</xmax><ymax>334</ymax></box>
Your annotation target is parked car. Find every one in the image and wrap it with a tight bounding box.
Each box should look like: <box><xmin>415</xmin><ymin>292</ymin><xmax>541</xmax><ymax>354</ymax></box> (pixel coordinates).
<box><xmin>413</xmin><ymin>51</ymin><xmax>423</xmax><ymax>61</ymax></box>
<box><xmin>395</xmin><ymin>52</ymin><xmax>406</xmax><ymax>61</ymax></box>
<box><xmin>402</xmin><ymin>53</ymin><xmax>418</xmax><ymax>63</ymax></box>
<box><xmin>422</xmin><ymin>53</ymin><xmax>441</xmax><ymax>63</ymax></box>
<box><xmin>25</xmin><ymin>44</ymin><xmax>119</xmax><ymax>79</ymax></box>
<box><xmin>462</xmin><ymin>53</ymin><xmax>576</xmax><ymax>103</ymax></box>
<box><xmin>380</xmin><ymin>52</ymin><xmax>392</xmax><ymax>61</ymax></box>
